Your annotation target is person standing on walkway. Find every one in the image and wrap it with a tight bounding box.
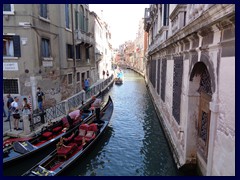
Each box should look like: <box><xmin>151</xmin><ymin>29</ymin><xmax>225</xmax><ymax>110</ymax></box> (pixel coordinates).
<box><xmin>91</xmin><ymin>96</ymin><xmax>103</xmax><ymax>124</ymax></box>
<box><xmin>22</xmin><ymin>97</ymin><xmax>31</xmax><ymax>120</ymax></box>
<box><xmin>102</xmin><ymin>70</ymin><xmax>106</xmax><ymax>79</ymax></box>
<box><xmin>11</xmin><ymin>97</ymin><xmax>21</xmax><ymax>130</ymax></box>
<box><xmin>36</xmin><ymin>87</ymin><xmax>45</xmax><ymax>112</ymax></box>
<box><xmin>106</xmin><ymin>70</ymin><xmax>109</xmax><ymax>78</ymax></box>
<box><xmin>84</xmin><ymin>79</ymin><xmax>89</xmax><ymax>92</ymax></box>
<box><xmin>5</xmin><ymin>94</ymin><xmax>14</xmax><ymax>122</ymax></box>
<box><xmin>3</xmin><ymin>98</ymin><xmax>7</xmax><ymax>117</ymax></box>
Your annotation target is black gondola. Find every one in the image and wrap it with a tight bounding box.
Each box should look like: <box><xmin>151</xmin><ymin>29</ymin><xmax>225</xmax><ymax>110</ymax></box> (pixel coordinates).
<box><xmin>3</xmin><ymin>95</ymin><xmax>101</xmax><ymax>167</ymax></box>
<box><xmin>22</xmin><ymin>96</ymin><xmax>113</xmax><ymax>176</ymax></box>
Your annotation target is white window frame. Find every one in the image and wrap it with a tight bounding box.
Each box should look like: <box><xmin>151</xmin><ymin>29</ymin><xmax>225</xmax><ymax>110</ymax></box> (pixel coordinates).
<box><xmin>3</xmin><ymin>36</ymin><xmax>14</xmax><ymax>57</ymax></box>
<box><xmin>41</xmin><ymin>38</ymin><xmax>51</xmax><ymax>58</ymax></box>
<box><xmin>39</xmin><ymin>4</ymin><xmax>50</xmax><ymax>22</ymax></box>
<box><xmin>3</xmin><ymin>33</ymin><xmax>20</xmax><ymax>59</ymax></box>
<box><xmin>3</xmin><ymin>4</ymin><xmax>15</xmax><ymax>15</ymax></box>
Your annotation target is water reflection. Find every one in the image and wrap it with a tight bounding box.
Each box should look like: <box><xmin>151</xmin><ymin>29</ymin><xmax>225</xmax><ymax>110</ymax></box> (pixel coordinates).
<box><xmin>4</xmin><ymin>70</ymin><xmax>184</xmax><ymax>176</ymax></box>
<box><xmin>64</xmin><ymin>70</ymin><xmax>181</xmax><ymax>176</ymax></box>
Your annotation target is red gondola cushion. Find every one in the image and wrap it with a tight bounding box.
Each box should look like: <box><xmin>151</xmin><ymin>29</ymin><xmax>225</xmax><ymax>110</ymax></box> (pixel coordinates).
<box><xmin>57</xmin><ymin>146</ymin><xmax>72</xmax><ymax>156</ymax></box>
<box><xmin>85</xmin><ymin>131</ymin><xmax>94</xmax><ymax>138</ymax></box>
<box><xmin>53</xmin><ymin>126</ymin><xmax>62</xmax><ymax>133</ymax></box>
<box><xmin>68</xmin><ymin>143</ymin><xmax>77</xmax><ymax>150</ymax></box>
<box><xmin>74</xmin><ymin>135</ymin><xmax>84</xmax><ymax>145</ymax></box>
<box><xmin>79</xmin><ymin>124</ymin><xmax>89</xmax><ymax>131</ymax></box>
<box><xmin>84</xmin><ymin>123</ymin><xmax>98</xmax><ymax>141</ymax></box>
<box><xmin>42</xmin><ymin>132</ymin><xmax>53</xmax><ymax>139</ymax></box>
<box><xmin>88</xmin><ymin>123</ymin><xmax>98</xmax><ymax>132</ymax></box>
<box><xmin>74</xmin><ymin>124</ymin><xmax>89</xmax><ymax>144</ymax></box>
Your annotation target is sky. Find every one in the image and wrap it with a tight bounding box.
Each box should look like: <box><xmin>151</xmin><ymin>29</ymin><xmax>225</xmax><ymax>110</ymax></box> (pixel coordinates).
<box><xmin>89</xmin><ymin>4</ymin><xmax>149</xmax><ymax>49</ymax></box>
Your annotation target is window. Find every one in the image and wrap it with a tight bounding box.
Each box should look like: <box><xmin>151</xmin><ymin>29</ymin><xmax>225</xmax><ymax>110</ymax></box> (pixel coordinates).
<box><xmin>67</xmin><ymin>44</ymin><xmax>73</xmax><ymax>59</ymax></box>
<box><xmin>3</xmin><ymin>4</ymin><xmax>14</xmax><ymax>15</ymax></box>
<box><xmin>87</xmin><ymin>71</ymin><xmax>90</xmax><ymax>78</ymax></box>
<box><xmin>163</xmin><ymin>4</ymin><xmax>169</xmax><ymax>26</ymax></box>
<box><xmin>79</xmin><ymin>6</ymin><xmax>84</xmax><ymax>31</ymax></box>
<box><xmin>75</xmin><ymin>11</ymin><xmax>79</xmax><ymax>30</ymax></box>
<box><xmin>41</xmin><ymin>38</ymin><xmax>51</xmax><ymax>57</ymax></box>
<box><xmin>65</xmin><ymin>4</ymin><xmax>70</xmax><ymax>29</ymax></box>
<box><xmin>85</xmin><ymin>18</ymin><xmax>88</xmax><ymax>32</ymax></box>
<box><xmin>40</xmin><ymin>4</ymin><xmax>48</xmax><ymax>19</ymax></box>
<box><xmin>3</xmin><ymin>4</ymin><xmax>11</xmax><ymax>11</ymax></box>
<box><xmin>76</xmin><ymin>44</ymin><xmax>81</xmax><ymax>60</ymax></box>
<box><xmin>3</xmin><ymin>35</ymin><xmax>21</xmax><ymax>57</ymax></box>
<box><xmin>86</xmin><ymin>48</ymin><xmax>89</xmax><ymax>60</ymax></box>
<box><xmin>68</xmin><ymin>74</ymin><xmax>73</xmax><ymax>85</ymax></box>
<box><xmin>3</xmin><ymin>79</ymin><xmax>19</xmax><ymax>94</ymax></box>
<box><xmin>77</xmin><ymin>72</ymin><xmax>80</xmax><ymax>82</ymax></box>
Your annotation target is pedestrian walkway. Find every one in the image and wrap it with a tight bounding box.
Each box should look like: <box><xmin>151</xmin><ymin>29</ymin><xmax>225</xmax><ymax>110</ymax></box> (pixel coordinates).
<box><xmin>2</xmin><ymin>77</ymin><xmax>112</xmax><ymax>139</ymax></box>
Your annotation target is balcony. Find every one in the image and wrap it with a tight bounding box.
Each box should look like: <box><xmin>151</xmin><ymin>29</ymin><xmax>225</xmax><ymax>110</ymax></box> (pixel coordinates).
<box><xmin>75</xmin><ymin>30</ymin><xmax>94</xmax><ymax>48</ymax></box>
<box><xmin>144</xmin><ymin>8</ymin><xmax>151</xmax><ymax>32</ymax></box>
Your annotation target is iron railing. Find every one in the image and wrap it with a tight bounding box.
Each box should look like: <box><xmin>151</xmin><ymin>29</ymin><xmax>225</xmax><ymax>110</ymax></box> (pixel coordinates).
<box><xmin>31</xmin><ymin>75</ymin><xmax>113</xmax><ymax>131</ymax></box>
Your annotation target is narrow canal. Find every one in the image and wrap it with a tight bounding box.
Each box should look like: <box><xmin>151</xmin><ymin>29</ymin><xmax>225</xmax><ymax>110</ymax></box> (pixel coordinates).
<box><xmin>4</xmin><ymin>70</ymin><xmax>183</xmax><ymax>176</ymax></box>
<box><xmin>61</xmin><ymin>69</ymin><xmax>181</xmax><ymax>176</ymax></box>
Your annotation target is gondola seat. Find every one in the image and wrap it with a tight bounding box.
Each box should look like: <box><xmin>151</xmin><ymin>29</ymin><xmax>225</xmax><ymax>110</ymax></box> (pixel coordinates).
<box><xmin>57</xmin><ymin>142</ymin><xmax>77</xmax><ymax>159</ymax></box>
<box><xmin>85</xmin><ymin>123</ymin><xmax>98</xmax><ymax>142</ymax></box>
<box><xmin>52</xmin><ymin>126</ymin><xmax>62</xmax><ymax>133</ymax></box>
<box><xmin>74</xmin><ymin>124</ymin><xmax>89</xmax><ymax>145</ymax></box>
<box><xmin>42</xmin><ymin>132</ymin><xmax>53</xmax><ymax>139</ymax></box>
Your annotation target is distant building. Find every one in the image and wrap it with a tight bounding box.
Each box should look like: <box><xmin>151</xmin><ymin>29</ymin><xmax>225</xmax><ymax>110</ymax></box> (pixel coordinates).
<box><xmin>144</xmin><ymin>4</ymin><xmax>235</xmax><ymax>176</ymax></box>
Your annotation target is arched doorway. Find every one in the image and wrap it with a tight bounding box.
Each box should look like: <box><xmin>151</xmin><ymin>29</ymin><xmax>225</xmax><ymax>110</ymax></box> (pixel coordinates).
<box><xmin>188</xmin><ymin>62</ymin><xmax>213</xmax><ymax>164</ymax></box>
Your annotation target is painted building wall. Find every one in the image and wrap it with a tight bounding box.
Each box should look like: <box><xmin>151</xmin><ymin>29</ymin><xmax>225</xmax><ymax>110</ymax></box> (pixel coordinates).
<box><xmin>3</xmin><ymin>4</ymin><xmax>102</xmax><ymax>110</ymax></box>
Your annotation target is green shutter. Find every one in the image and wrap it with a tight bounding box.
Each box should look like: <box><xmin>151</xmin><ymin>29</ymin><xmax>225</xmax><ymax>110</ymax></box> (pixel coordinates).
<box><xmin>13</xmin><ymin>35</ymin><xmax>21</xmax><ymax>57</ymax></box>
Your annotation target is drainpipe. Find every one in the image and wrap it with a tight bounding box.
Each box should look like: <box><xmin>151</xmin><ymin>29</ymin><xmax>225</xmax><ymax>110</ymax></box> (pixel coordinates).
<box><xmin>71</xmin><ymin>4</ymin><xmax>77</xmax><ymax>93</ymax></box>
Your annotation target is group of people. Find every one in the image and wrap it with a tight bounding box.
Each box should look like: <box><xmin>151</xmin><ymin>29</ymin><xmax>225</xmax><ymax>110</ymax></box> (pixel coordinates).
<box><xmin>3</xmin><ymin>87</ymin><xmax>45</xmax><ymax>131</ymax></box>
<box><xmin>3</xmin><ymin>85</ymin><xmax>103</xmax><ymax>131</ymax></box>
<box><xmin>3</xmin><ymin>95</ymin><xmax>27</xmax><ymax>131</ymax></box>
<box><xmin>102</xmin><ymin>70</ymin><xmax>109</xmax><ymax>79</ymax></box>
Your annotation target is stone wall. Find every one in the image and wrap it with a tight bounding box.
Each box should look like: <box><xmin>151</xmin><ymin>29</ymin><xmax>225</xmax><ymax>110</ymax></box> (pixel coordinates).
<box><xmin>145</xmin><ymin>4</ymin><xmax>235</xmax><ymax>176</ymax></box>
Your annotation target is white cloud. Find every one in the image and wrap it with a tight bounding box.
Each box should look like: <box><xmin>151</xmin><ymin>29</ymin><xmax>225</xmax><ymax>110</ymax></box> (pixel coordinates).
<box><xmin>89</xmin><ymin>4</ymin><xmax>149</xmax><ymax>48</ymax></box>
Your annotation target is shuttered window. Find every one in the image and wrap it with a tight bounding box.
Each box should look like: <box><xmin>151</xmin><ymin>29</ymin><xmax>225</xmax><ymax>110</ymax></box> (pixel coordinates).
<box><xmin>3</xmin><ymin>35</ymin><xmax>21</xmax><ymax>57</ymax></box>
